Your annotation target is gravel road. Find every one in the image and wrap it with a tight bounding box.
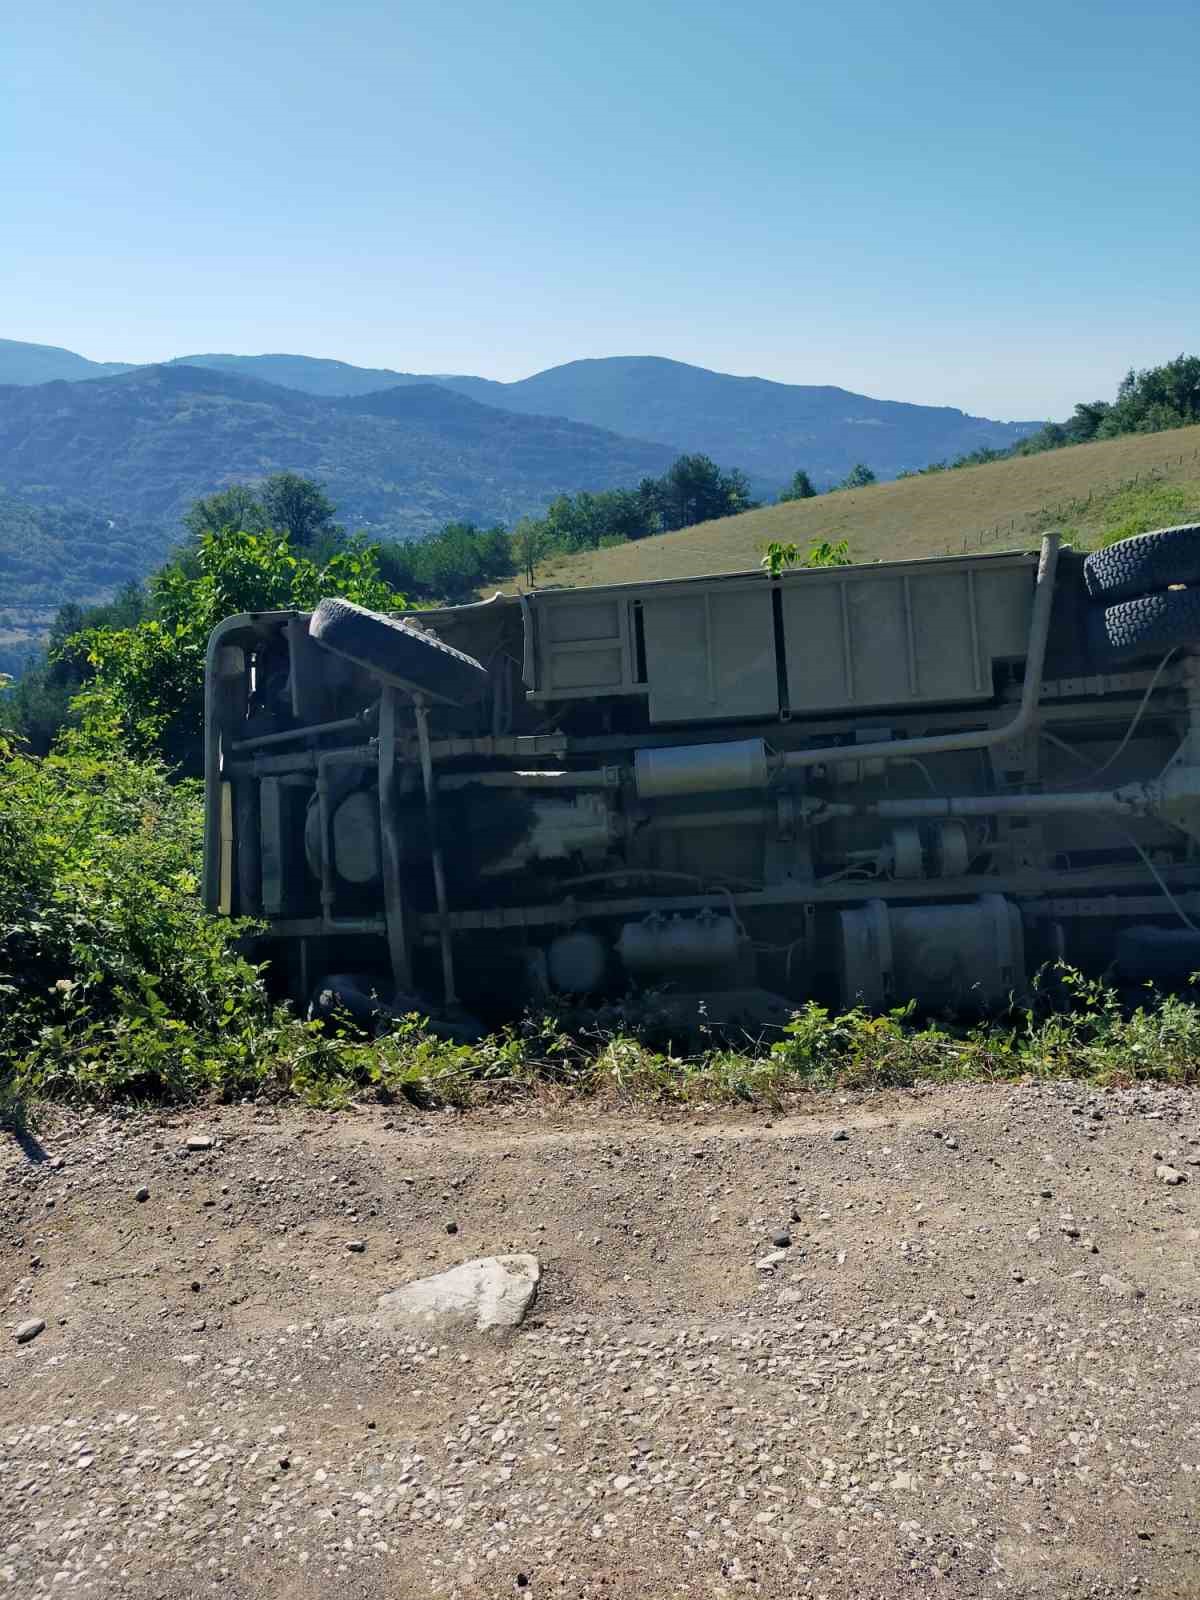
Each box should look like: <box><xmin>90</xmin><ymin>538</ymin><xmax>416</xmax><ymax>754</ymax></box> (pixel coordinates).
<box><xmin>4</xmin><ymin>1080</ymin><xmax>1200</xmax><ymax>1598</ymax></box>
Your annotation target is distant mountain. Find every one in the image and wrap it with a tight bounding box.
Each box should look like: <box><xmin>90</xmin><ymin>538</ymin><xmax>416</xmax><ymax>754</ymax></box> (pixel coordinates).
<box><xmin>0</xmin><ymin>364</ymin><xmax>677</xmax><ymax>598</ymax></box>
<box><xmin>1</xmin><ymin>340</ymin><xmax>1042</xmax><ymax>491</ymax></box>
<box><xmin>175</xmin><ymin>353</ymin><xmax>1043</xmax><ymax>489</ymax></box>
<box><xmin>438</xmin><ymin>357</ymin><xmax>1043</xmax><ymax>488</ymax></box>
<box><xmin>0</xmin><ymin>338</ymin><xmax>134</xmax><ymax>386</ymax></box>
<box><xmin>168</xmin><ymin>352</ymin><xmax>439</xmax><ymax>398</ymax></box>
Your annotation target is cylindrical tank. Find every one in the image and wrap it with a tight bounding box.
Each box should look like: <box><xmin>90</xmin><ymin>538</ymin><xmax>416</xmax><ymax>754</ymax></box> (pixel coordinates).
<box><xmin>838</xmin><ymin>894</ymin><xmax>1024</xmax><ymax>1011</ymax></box>
<box><xmin>617</xmin><ymin>911</ymin><xmax>740</xmax><ymax>973</ymax></box>
<box><xmin>634</xmin><ymin>739</ymin><xmax>769</xmax><ymax>800</ymax></box>
<box><xmin>333</xmin><ymin>789</ymin><xmax>382</xmax><ymax>884</ymax></box>
<box><xmin>547</xmin><ymin>930</ymin><xmax>609</xmax><ymax>993</ymax></box>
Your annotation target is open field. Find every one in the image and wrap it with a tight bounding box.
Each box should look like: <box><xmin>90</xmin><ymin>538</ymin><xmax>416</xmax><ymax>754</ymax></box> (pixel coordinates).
<box><xmin>4</xmin><ymin>1081</ymin><xmax>1200</xmax><ymax>1599</ymax></box>
<box><xmin>529</xmin><ymin>425</ymin><xmax>1200</xmax><ymax>590</ymax></box>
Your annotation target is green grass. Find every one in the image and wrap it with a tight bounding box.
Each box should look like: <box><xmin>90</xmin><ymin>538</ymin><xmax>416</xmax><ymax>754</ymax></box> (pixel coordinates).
<box><xmin>1069</xmin><ymin>476</ymin><xmax>1200</xmax><ymax>549</ymax></box>
<box><xmin>288</xmin><ymin>974</ymin><xmax>1200</xmax><ymax>1111</ymax></box>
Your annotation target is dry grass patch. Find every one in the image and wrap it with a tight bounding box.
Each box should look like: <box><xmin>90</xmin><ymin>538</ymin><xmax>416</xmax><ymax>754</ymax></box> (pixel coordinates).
<box><xmin>523</xmin><ymin>424</ymin><xmax>1200</xmax><ymax>589</ymax></box>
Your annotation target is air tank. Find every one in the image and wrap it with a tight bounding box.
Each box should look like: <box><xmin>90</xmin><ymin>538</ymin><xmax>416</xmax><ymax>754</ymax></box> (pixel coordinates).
<box><xmin>838</xmin><ymin>894</ymin><xmax>1025</xmax><ymax>1012</ymax></box>
<box><xmin>617</xmin><ymin>910</ymin><xmax>740</xmax><ymax>973</ymax></box>
<box><xmin>634</xmin><ymin>739</ymin><xmax>769</xmax><ymax>800</ymax></box>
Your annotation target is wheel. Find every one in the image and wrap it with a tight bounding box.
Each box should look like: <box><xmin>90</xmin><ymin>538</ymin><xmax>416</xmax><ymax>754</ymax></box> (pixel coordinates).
<box><xmin>309</xmin><ymin>597</ymin><xmax>488</xmax><ymax>706</ymax></box>
<box><xmin>1088</xmin><ymin>588</ymin><xmax>1200</xmax><ymax>662</ymax></box>
<box><xmin>308</xmin><ymin>972</ymin><xmax>388</xmax><ymax>1028</ymax></box>
<box><xmin>1083</xmin><ymin>525</ymin><xmax>1200</xmax><ymax>601</ymax></box>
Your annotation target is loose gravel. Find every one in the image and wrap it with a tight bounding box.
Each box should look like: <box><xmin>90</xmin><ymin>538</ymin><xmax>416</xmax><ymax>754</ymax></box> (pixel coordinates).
<box><xmin>4</xmin><ymin>1080</ymin><xmax>1200</xmax><ymax>1598</ymax></box>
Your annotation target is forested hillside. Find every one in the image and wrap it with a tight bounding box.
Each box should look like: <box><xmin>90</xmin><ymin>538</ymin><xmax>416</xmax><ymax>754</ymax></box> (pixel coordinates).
<box><xmin>1</xmin><ymin>339</ymin><xmax>1040</xmax><ymax>492</ymax></box>
<box><xmin>178</xmin><ymin>354</ymin><xmax>1043</xmax><ymax>489</ymax></box>
<box><xmin>0</xmin><ymin>363</ymin><xmax>675</xmax><ymax>560</ymax></box>
<box><xmin>0</xmin><ymin>490</ymin><xmax>165</xmax><ymax>605</ymax></box>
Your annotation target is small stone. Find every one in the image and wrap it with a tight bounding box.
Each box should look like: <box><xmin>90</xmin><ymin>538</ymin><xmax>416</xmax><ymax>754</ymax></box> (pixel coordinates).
<box><xmin>756</xmin><ymin>1250</ymin><xmax>788</xmax><ymax>1270</ymax></box>
<box><xmin>612</xmin><ymin>1474</ymin><xmax>632</xmax><ymax>1491</ymax></box>
<box><xmin>1156</xmin><ymin>1164</ymin><xmax>1186</xmax><ymax>1185</ymax></box>
<box><xmin>186</xmin><ymin>1135</ymin><xmax>214</xmax><ymax>1152</ymax></box>
<box><xmin>772</xmin><ymin>1232</ymin><xmax>792</xmax><ymax>1249</ymax></box>
<box><xmin>944</xmin><ymin>1137</ymin><xmax>959</xmax><ymax>1151</ymax></box>
<box><xmin>1011</xmin><ymin>1269</ymin><xmax>1024</xmax><ymax>1283</ymax></box>
<box><xmin>1039</xmin><ymin>1189</ymin><xmax>1053</xmax><ymax>1199</ymax></box>
<box><xmin>347</xmin><ymin>1240</ymin><xmax>366</xmax><ymax>1254</ymax></box>
<box><xmin>15</xmin><ymin>1318</ymin><xmax>45</xmax><ymax>1344</ymax></box>
<box><xmin>278</xmin><ymin>1456</ymin><xmax>290</xmax><ymax>1470</ymax></box>
<box><xmin>830</xmin><ymin>1128</ymin><xmax>850</xmax><ymax>1143</ymax></box>
<box><xmin>1060</xmin><ymin>1225</ymin><xmax>1080</xmax><ymax>1239</ymax></box>
<box><xmin>1100</xmin><ymin>1273</ymin><xmax>1143</xmax><ymax>1300</ymax></box>
<box><xmin>135</xmin><ymin>1186</ymin><xmax>150</xmax><ymax>1203</ymax></box>
<box><xmin>445</xmin><ymin>1220</ymin><xmax>459</xmax><ymax>1235</ymax></box>
<box><xmin>191</xmin><ymin>1319</ymin><xmax>206</xmax><ymax>1332</ymax></box>
<box><xmin>374</xmin><ymin>1254</ymin><xmax>540</xmax><ymax>1334</ymax></box>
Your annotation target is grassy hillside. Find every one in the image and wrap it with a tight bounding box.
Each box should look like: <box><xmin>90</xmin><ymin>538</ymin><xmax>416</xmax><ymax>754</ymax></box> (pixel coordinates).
<box><xmin>530</xmin><ymin>423</ymin><xmax>1200</xmax><ymax>588</ymax></box>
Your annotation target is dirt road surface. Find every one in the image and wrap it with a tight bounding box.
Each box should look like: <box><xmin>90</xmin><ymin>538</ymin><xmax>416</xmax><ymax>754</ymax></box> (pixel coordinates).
<box><xmin>4</xmin><ymin>1080</ymin><xmax>1200</xmax><ymax>1599</ymax></box>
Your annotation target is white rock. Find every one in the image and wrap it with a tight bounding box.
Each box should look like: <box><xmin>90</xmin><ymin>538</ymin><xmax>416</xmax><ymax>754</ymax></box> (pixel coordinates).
<box><xmin>1156</xmin><ymin>1164</ymin><xmax>1186</xmax><ymax>1185</ymax></box>
<box><xmin>374</xmin><ymin>1255</ymin><xmax>540</xmax><ymax>1335</ymax></box>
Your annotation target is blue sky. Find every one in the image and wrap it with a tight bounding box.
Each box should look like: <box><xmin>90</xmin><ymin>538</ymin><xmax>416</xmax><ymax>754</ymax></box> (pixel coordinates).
<box><xmin>3</xmin><ymin>0</ymin><xmax>1197</xmax><ymax>418</ymax></box>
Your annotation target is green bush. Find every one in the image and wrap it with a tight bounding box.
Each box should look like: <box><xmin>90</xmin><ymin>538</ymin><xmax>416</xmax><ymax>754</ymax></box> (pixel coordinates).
<box><xmin>0</xmin><ymin>736</ymin><xmax>266</xmax><ymax>1101</ymax></box>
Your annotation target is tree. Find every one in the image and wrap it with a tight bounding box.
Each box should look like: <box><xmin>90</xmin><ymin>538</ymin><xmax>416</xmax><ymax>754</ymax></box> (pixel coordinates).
<box><xmin>779</xmin><ymin>469</ymin><xmax>817</xmax><ymax>502</ymax></box>
<box><xmin>661</xmin><ymin>455</ymin><xmax>757</xmax><ymax>529</ymax></box>
<box><xmin>182</xmin><ymin>485</ymin><xmax>264</xmax><ymax>543</ymax></box>
<box><xmin>259</xmin><ymin>473</ymin><xmax>341</xmax><ymax>550</ymax></box>
<box><xmin>761</xmin><ymin>538</ymin><xmax>851</xmax><ymax>576</ymax></box>
<box><xmin>73</xmin><ymin>527</ymin><xmax>403</xmax><ymax>768</ymax></box>
<box><xmin>512</xmin><ymin>516</ymin><xmax>551</xmax><ymax>587</ymax></box>
<box><xmin>838</xmin><ymin>463</ymin><xmax>877</xmax><ymax>490</ymax></box>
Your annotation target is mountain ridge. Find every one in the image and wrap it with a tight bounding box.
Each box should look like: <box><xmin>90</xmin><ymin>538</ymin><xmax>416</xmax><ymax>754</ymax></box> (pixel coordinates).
<box><xmin>0</xmin><ymin>339</ymin><xmax>1042</xmax><ymax>490</ymax></box>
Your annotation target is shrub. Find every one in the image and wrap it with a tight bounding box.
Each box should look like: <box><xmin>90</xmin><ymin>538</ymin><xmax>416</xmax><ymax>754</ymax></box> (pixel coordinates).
<box><xmin>0</xmin><ymin>736</ymin><xmax>278</xmax><ymax>1101</ymax></box>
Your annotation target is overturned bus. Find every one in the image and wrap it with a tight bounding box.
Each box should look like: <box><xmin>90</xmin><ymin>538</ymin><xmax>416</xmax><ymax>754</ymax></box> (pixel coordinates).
<box><xmin>203</xmin><ymin>525</ymin><xmax>1200</xmax><ymax>1033</ymax></box>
